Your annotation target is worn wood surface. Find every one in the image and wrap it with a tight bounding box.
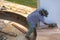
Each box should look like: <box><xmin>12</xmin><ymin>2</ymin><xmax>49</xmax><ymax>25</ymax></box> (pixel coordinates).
<box><xmin>0</xmin><ymin>14</ymin><xmax>60</xmax><ymax>40</ymax></box>
<box><xmin>36</xmin><ymin>27</ymin><xmax>60</xmax><ymax>40</ymax></box>
<box><xmin>0</xmin><ymin>21</ymin><xmax>27</xmax><ymax>40</ymax></box>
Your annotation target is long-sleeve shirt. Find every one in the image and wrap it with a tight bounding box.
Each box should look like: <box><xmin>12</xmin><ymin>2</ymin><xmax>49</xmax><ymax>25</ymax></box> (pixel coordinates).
<box><xmin>27</xmin><ymin>10</ymin><xmax>45</xmax><ymax>25</ymax></box>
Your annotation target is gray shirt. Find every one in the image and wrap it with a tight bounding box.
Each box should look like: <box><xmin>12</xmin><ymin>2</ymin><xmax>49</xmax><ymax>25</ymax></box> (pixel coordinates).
<box><xmin>27</xmin><ymin>10</ymin><xmax>45</xmax><ymax>25</ymax></box>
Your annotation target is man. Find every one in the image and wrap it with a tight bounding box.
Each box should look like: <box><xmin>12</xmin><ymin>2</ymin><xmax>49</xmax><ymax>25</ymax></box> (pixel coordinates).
<box><xmin>25</xmin><ymin>9</ymin><xmax>49</xmax><ymax>40</ymax></box>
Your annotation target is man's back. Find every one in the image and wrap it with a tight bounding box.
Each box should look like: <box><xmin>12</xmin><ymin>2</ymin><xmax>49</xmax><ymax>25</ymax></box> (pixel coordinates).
<box><xmin>27</xmin><ymin>10</ymin><xmax>44</xmax><ymax>24</ymax></box>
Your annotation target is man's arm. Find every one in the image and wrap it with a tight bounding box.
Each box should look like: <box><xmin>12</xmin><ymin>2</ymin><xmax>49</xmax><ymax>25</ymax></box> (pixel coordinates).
<box><xmin>39</xmin><ymin>17</ymin><xmax>49</xmax><ymax>25</ymax></box>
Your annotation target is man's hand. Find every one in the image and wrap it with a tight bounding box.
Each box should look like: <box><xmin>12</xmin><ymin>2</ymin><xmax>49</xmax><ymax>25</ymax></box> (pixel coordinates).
<box><xmin>44</xmin><ymin>22</ymin><xmax>49</xmax><ymax>25</ymax></box>
<box><xmin>48</xmin><ymin>23</ymin><xmax>57</xmax><ymax>28</ymax></box>
<box><xmin>44</xmin><ymin>22</ymin><xmax>57</xmax><ymax>28</ymax></box>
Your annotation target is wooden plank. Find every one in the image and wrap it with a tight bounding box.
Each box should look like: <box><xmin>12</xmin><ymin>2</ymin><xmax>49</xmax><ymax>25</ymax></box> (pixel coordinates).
<box><xmin>0</xmin><ymin>1</ymin><xmax>36</xmax><ymax>18</ymax></box>
<box><xmin>36</xmin><ymin>27</ymin><xmax>60</xmax><ymax>40</ymax></box>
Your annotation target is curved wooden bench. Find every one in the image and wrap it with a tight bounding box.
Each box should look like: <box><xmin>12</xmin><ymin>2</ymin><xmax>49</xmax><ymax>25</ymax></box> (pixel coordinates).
<box><xmin>0</xmin><ymin>11</ymin><xmax>36</xmax><ymax>40</ymax></box>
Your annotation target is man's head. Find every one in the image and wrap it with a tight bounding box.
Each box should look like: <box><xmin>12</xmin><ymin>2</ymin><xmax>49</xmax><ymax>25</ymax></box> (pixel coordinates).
<box><xmin>39</xmin><ymin>9</ymin><xmax>48</xmax><ymax>17</ymax></box>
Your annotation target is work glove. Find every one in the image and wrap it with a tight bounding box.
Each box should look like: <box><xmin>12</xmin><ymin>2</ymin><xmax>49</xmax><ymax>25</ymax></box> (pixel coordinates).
<box><xmin>48</xmin><ymin>23</ymin><xmax>57</xmax><ymax>28</ymax></box>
